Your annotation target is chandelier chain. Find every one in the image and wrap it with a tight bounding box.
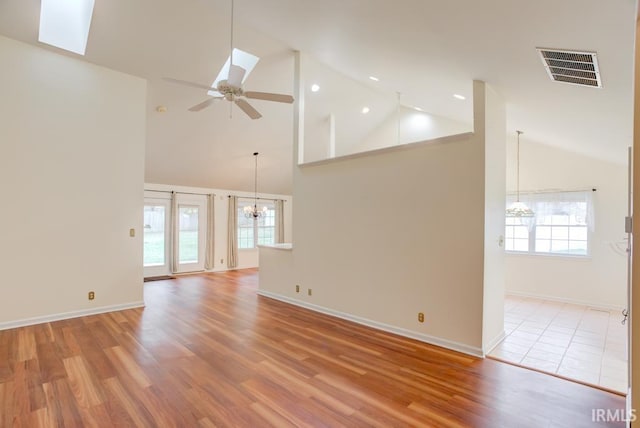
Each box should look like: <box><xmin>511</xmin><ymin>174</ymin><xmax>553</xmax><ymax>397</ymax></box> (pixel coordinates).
<box><xmin>243</xmin><ymin>152</ymin><xmax>265</xmax><ymax>219</ymax></box>
<box><xmin>254</xmin><ymin>152</ymin><xmax>258</xmax><ymax>206</ymax></box>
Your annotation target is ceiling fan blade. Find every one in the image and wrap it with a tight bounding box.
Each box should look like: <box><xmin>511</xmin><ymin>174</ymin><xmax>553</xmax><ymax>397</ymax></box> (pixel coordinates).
<box><xmin>163</xmin><ymin>77</ymin><xmax>221</xmax><ymax>96</ymax></box>
<box><xmin>235</xmin><ymin>99</ymin><xmax>262</xmax><ymax>120</ymax></box>
<box><xmin>188</xmin><ymin>97</ymin><xmax>222</xmax><ymax>112</ymax></box>
<box><xmin>244</xmin><ymin>91</ymin><xmax>294</xmax><ymax>104</ymax></box>
<box><xmin>227</xmin><ymin>64</ymin><xmax>246</xmax><ymax>87</ymax></box>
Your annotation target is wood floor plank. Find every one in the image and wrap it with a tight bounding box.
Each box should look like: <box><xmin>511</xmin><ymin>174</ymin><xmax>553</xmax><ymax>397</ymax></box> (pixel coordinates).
<box><xmin>32</xmin><ymin>323</ymin><xmax>55</xmax><ymax>346</ymax></box>
<box><xmin>16</xmin><ymin>328</ymin><xmax>37</xmax><ymax>362</ymax></box>
<box><xmin>36</xmin><ymin>341</ymin><xmax>68</xmax><ymax>384</ymax></box>
<box><xmin>257</xmin><ymin>359</ymin><xmax>356</xmax><ymax>416</ymax></box>
<box><xmin>0</xmin><ymin>343</ymin><xmax>11</xmax><ymax>383</ymax></box>
<box><xmin>250</xmin><ymin>401</ymin><xmax>299</xmax><ymax>428</ymax></box>
<box><xmin>241</xmin><ymin>377</ymin><xmax>335</xmax><ymax>427</ymax></box>
<box><xmin>11</xmin><ymin>361</ymin><xmax>33</xmax><ymax>417</ymax></box>
<box><xmin>103</xmin><ymin>346</ymin><xmax>152</xmax><ymax>389</ymax></box>
<box><xmin>0</xmin><ymin>269</ymin><xmax>627</xmax><ymax>426</ymax></box>
<box><xmin>313</xmin><ymin>372</ymin><xmax>429</xmax><ymax>426</ymax></box>
<box><xmin>183</xmin><ymin>384</ymin><xmax>240</xmax><ymax>425</ymax></box>
<box><xmin>103</xmin><ymin>377</ymin><xmax>155</xmax><ymax>427</ymax></box>
<box><xmin>61</xmin><ymin>327</ymin><xmax>83</xmax><ymax>357</ymax></box>
<box><xmin>0</xmin><ymin>381</ymin><xmax>12</xmax><ymax>427</ymax></box>
<box><xmin>62</xmin><ymin>356</ymin><xmax>104</xmax><ymax>408</ymax></box>
<box><xmin>43</xmin><ymin>379</ymin><xmax>85</xmax><ymax>428</ymax></box>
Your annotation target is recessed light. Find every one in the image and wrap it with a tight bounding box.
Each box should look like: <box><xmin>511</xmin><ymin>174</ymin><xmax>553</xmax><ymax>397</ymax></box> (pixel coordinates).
<box><xmin>413</xmin><ymin>106</ymin><xmax>423</xmax><ymax>112</ymax></box>
<box><xmin>362</xmin><ymin>107</ymin><xmax>370</xmax><ymax>114</ymax></box>
<box><xmin>311</xmin><ymin>84</ymin><xmax>320</xmax><ymax>92</ymax></box>
<box><xmin>453</xmin><ymin>94</ymin><xmax>466</xmax><ymax>100</ymax></box>
<box><xmin>369</xmin><ymin>76</ymin><xmax>379</xmax><ymax>82</ymax></box>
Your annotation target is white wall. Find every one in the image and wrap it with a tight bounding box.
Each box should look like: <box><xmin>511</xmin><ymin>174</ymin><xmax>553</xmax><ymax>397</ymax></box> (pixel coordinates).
<box><xmin>480</xmin><ymin>84</ymin><xmax>507</xmax><ymax>353</ymax></box>
<box><xmin>0</xmin><ymin>36</ymin><xmax>146</xmax><ymax>327</ymax></box>
<box><xmin>260</xmin><ymin>79</ymin><xmax>505</xmax><ymax>356</ymax></box>
<box><xmin>300</xmin><ymin>54</ymin><xmax>472</xmax><ymax>164</ymax></box>
<box><xmin>301</xmin><ymin>53</ymin><xmax>397</xmax><ymax>163</ymax></box>
<box><xmin>504</xmin><ymin>140</ymin><xmax>627</xmax><ymax>309</ymax></box>
<box><xmin>145</xmin><ymin>183</ymin><xmax>293</xmax><ymax>271</ymax></box>
<box><xmin>352</xmin><ymin>106</ymin><xmax>472</xmax><ymax>155</ymax></box>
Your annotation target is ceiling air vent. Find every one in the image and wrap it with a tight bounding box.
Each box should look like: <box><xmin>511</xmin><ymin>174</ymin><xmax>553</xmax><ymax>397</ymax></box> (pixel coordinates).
<box><xmin>537</xmin><ymin>48</ymin><xmax>602</xmax><ymax>88</ymax></box>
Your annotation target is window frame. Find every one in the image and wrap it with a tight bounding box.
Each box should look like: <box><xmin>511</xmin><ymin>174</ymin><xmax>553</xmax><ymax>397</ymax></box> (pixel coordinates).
<box><xmin>237</xmin><ymin>198</ymin><xmax>276</xmax><ymax>250</ymax></box>
<box><xmin>504</xmin><ymin>191</ymin><xmax>592</xmax><ymax>258</ymax></box>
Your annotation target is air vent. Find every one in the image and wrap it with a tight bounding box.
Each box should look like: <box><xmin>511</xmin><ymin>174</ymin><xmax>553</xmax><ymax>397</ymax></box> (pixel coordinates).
<box><xmin>537</xmin><ymin>48</ymin><xmax>602</xmax><ymax>88</ymax></box>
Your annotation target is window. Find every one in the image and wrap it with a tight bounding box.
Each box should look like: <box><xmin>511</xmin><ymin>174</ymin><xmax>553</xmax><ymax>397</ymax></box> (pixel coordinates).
<box><xmin>39</xmin><ymin>0</ymin><xmax>96</xmax><ymax>55</ymax></box>
<box><xmin>237</xmin><ymin>199</ymin><xmax>275</xmax><ymax>249</ymax></box>
<box><xmin>505</xmin><ymin>191</ymin><xmax>593</xmax><ymax>256</ymax></box>
<box><xmin>505</xmin><ymin>216</ymin><xmax>529</xmax><ymax>252</ymax></box>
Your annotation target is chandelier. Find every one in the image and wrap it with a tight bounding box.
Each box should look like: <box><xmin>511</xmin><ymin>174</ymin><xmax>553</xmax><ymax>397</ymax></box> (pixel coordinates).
<box><xmin>244</xmin><ymin>152</ymin><xmax>268</xmax><ymax>219</ymax></box>
<box><xmin>506</xmin><ymin>130</ymin><xmax>534</xmax><ymax>218</ymax></box>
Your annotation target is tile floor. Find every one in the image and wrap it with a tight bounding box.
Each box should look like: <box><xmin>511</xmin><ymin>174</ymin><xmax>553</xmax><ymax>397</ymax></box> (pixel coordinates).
<box><xmin>489</xmin><ymin>295</ymin><xmax>628</xmax><ymax>394</ymax></box>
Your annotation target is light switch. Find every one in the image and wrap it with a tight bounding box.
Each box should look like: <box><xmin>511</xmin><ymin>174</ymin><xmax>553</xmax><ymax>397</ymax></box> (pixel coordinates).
<box><xmin>129</xmin><ymin>228</ymin><xmax>135</xmax><ymax>237</ymax></box>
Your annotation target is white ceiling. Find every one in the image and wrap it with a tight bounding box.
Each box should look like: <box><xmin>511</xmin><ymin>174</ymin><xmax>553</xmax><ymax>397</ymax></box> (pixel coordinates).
<box><xmin>0</xmin><ymin>0</ymin><xmax>636</xmax><ymax>194</ymax></box>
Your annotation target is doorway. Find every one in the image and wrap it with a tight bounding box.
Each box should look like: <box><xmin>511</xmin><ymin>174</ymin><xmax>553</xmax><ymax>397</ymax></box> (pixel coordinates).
<box><xmin>143</xmin><ymin>192</ymin><xmax>207</xmax><ymax>277</ymax></box>
<box><xmin>143</xmin><ymin>197</ymin><xmax>171</xmax><ymax>278</ymax></box>
<box><xmin>489</xmin><ymin>296</ymin><xmax>627</xmax><ymax>393</ymax></box>
<box><xmin>174</xmin><ymin>195</ymin><xmax>207</xmax><ymax>273</ymax></box>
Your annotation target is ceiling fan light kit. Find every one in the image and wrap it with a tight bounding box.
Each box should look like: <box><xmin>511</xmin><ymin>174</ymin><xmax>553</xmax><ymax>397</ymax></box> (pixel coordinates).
<box><xmin>164</xmin><ymin>0</ymin><xmax>294</xmax><ymax>119</ymax></box>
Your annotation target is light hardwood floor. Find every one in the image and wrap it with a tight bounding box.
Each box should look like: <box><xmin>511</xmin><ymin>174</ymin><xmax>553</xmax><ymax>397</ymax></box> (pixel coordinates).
<box><xmin>0</xmin><ymin>269</ymin><xmax>626</xmax><ymax>427</ymax></box>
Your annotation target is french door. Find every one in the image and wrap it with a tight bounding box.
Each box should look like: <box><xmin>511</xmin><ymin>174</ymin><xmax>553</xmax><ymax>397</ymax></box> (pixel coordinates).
<box><xmin>174</xmin><ymin>195</ymin><xmax>207</xmax><ymax>273</ymax></box>
<box><xmin>143</xmin><ymin>196</ymin><xmax>171</xmax><ymax>277</ymax></box>
<box><xmin>143</xmin><ymin>193</ymin><xmax>207</xmax><ymax>277</ymax></box>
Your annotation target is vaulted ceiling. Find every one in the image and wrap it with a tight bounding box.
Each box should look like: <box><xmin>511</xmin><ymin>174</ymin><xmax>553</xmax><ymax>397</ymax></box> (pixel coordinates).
<box><xmin>0</xmin><ymin>0</ymin><xmax>635</xmax><ymax>194</ymax></box>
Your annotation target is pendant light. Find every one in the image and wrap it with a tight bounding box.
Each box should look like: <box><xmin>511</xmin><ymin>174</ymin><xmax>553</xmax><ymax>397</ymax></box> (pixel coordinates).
<box><xmin>506</xmin><ymin>130</ymin><xmax>534</xmax><ymax>218</ymax></box>
<box><xmin>244</xmin><ymin>152</ymin><xmax>268</xmax><ymax>219</ymax></box>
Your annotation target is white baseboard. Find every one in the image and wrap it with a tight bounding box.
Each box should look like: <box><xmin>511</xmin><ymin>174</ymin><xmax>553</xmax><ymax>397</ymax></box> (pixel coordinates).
<box><xmin>506</xmin><ymin>290</ymin><xmax>625</xmax><ymax>312</ymax></box>
<box><xmin>0</xmin><ymin>301</ymin><xmax>146</xmax><ymax>331</ymax></box>
<box><xmin>483</xmin><ymin>330</ymin><xmax>506</xmax><ymax>355</ymax></box>
<box><xmin>257</xmin><ymin>290</ymin><xmax>484</xmax><ymax>358</ymax></box>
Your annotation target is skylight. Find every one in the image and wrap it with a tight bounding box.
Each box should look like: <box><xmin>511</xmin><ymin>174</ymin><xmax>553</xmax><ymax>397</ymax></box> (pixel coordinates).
<box><xmin>38</xmin><ymin>0</ymin><xmax>95</xmax><ymax>55</ymax></box>
<box><xmin>209</xmin><ymin>48</ymin><xmax>259</xmax><ymax>96</ymax></box>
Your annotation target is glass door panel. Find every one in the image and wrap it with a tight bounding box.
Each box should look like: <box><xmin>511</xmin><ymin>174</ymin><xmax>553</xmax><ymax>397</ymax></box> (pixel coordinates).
<box><xmin>175</xmin><ymin>196</ymin><xmax>206</xmax><ymax>273</ymax></box>
<box><xmin>178</xmin><ymin>205</ymin><xmax>199</xmax><ymax>264</ymax></box>
<box><xmin>143</xmin><ymin>198</ymin><xmax>171</xmax><ymax>278</ymax></box>
<box><xmin>144</xmin><ymin>205</ymin><xmax>166</xmax><ymax>266</ymax></box>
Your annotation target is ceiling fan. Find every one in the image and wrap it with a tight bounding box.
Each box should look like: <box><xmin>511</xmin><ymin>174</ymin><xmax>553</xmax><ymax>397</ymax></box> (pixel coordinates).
<box><xmin>164</xmin><ymin>0</ymin><xmax>294</xmax><ymax>119</ymax></box>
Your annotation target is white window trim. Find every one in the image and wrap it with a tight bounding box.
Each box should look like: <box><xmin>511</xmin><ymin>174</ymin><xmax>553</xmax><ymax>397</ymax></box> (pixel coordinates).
<box><xmin>237</xmin><ymin>198</ymin><xmax>275</xmax><ymax>249</ymax></box>
<box><xmin>505</xmin><ymin>190</ymin><xmax>594</xmax><ymax>258</ymax></box>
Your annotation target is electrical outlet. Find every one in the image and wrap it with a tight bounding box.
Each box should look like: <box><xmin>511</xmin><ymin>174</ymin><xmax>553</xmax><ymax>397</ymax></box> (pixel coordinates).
<box><xmin>295</xmin><ymin>285</ymin><xmax>300</xmax><ymax>293</ymax></box>
<box><xmin>418</xmin><ymin>312</ymin><xmax>424</xmax><ymax>323</ymax></box>
<box><xmin>308</xmin><ymin>289</ymin><xmax>312</xmax><ymax>296</ymax></box>
<box><xmin>88</xmin><ymin>291</ymin><xmax>95</xmax><ymax>301</ymax></box>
